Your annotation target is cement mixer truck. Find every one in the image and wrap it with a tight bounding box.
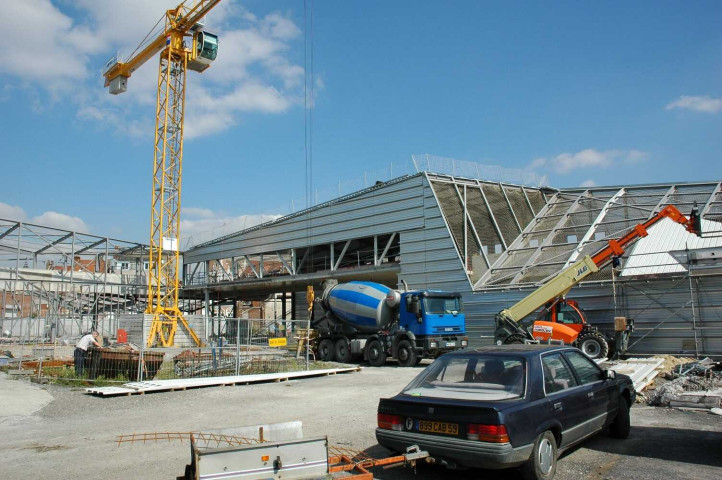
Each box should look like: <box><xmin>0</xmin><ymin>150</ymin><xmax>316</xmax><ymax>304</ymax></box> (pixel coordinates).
<box><xmin>312</xmin><ymin>281</ymin><xmax>467</xmax><ymax>367</ymax></box>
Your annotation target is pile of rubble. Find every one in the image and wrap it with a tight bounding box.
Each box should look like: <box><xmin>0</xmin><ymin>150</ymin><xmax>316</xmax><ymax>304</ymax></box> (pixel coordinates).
<box><xmin>645</xmin><ymin>357</ymin><xmax>722</xmax><ymax>415</ymax></box>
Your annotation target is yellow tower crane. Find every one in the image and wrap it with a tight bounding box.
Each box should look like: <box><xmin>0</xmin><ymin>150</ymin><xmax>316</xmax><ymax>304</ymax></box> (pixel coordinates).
<box><xmin>103</xmin><ymin>1</ymin><xmax>224</xmax><ymax>347</ymax></box>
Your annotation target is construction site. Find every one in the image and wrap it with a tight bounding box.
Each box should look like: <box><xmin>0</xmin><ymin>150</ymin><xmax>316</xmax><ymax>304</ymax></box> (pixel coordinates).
<box><xmin>1</xmin><ymin>1</ymin><xmax>721</xmax><ymax>480</ymax></box>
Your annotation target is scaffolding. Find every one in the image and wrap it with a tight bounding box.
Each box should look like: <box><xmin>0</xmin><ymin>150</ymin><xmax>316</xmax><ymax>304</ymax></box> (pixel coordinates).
<box><xmin>0</xmin><ymin>218</ymin><xmax>149</xmax><ymax>342</ymax></box>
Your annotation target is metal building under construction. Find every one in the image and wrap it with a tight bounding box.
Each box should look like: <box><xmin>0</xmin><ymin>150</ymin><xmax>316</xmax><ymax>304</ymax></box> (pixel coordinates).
<box><xmin>183</xmin><ymin>172</ymin><xmax>722</xmax><ymax>356</ymax></box>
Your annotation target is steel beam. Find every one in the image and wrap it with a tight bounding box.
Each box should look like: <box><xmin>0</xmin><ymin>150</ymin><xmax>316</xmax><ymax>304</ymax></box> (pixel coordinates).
<box><xmin>701</xmin><ymin>182</ymin><xmax>722</xmax><ymax>217</ymax></box>
<box><xmin>451</xmin><ymin>184</ymin><xmax>490</xmax><ymax>269</ymax></box>
<box><xmin>500</xmin><ymin>183</ymin><xmax>523</xmax><ymax>233</ymax></box>
<box><xmin>376</xmin><ymin>233</ymin><xmax>398</xmax><ymax>266</ymax></box>
<box><xmin>333</xmin><ymin>240</ymin><xmax>351</xmax><ymax>271</ymax></box>
<box><xmin>0</xmin><ymin>223</ymin><xmax>19</xmax><ymax>242</ymax></box>
<box><xmin>649</xmin><ymin>185</ymin><xmax>676</xmax><ymax>218</ymax></box>
<box><xmin>35</xmin><ymin>232</ymin><xmax>73</xmax><ymax>255</ymax></box>
<box><xmin>563</xmin><ymin>188</ymin><xmax>626</xmax><ymax>269</ymax></box>
<box><xmin>473</xmin><ymin>193</ymin><xmax>560</xmax><ymax>289</ymax></box>
<box><xmin>510</xmin><ymin>190</ymin><xmax>590</xmax><ymax>284</ymax></box>
<box><xmin>476</xmin><ymin>180</ymin><xmax>508</xmax><ymax>250</ymax></box>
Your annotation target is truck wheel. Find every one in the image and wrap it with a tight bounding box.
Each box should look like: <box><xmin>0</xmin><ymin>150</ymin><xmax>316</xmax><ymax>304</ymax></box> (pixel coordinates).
<box><xmin>366</xmin><ymin>339</ymin><xmax>387</xmax><ymax>367</ymax></box>
<box><xmin>521</xmin><ymin>430</ymin><xmax>557</xmax><ymax>480</ymax></box>
<box><xmin>577</xmin><ymin>332</ymin><xmax>609</xmax><ymax>359</ymax></box>
<box><xmin>505</xmin><ymin>334</ymin><xmax>527</xmax><ymax>345</ymax></box>
<box><xmin>396</xmin><ymin>340</ymin><xmax>417</xmax><ymax>367</ymax></box>
<box><xmin>610</xmin><ymin>397</ymin><xmax>631</xmax><ymax>439</ymax></box>
<box><xmin>318</xmin><ymin>338</ymin><xmax>335</xmax><ymax>362</ymax></box>
<box><xmin>334</xmin><ymin>338</ymin><xmax>351</xmax><ymax>363</ymax></box>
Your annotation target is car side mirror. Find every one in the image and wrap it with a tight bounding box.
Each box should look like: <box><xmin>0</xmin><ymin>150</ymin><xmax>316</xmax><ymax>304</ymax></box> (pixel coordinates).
<box><xmin>604</xmin><ymin>369</ymin><xmax>616</xmax><ymax>380</ymax></box>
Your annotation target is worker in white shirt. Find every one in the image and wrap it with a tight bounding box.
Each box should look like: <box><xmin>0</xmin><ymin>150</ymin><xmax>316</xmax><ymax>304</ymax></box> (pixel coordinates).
<box><xmin>74</xmin><ymin>331</ymin><xmax>101</xmax><ymax>376</ymax></box>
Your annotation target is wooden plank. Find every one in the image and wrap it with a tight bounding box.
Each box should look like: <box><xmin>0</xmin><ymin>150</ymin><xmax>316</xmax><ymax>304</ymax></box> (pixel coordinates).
<box><xmin>84</xmin><ymin>367</ymin><xmax>362</xmax><ymax>397</ymax></box>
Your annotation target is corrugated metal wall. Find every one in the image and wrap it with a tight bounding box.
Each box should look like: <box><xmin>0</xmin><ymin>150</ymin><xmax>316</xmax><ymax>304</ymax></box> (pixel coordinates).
<box><xmin>462</xmin><ymin>275</ymin><xmax>722</xmax><ymax>356</ymax></box>
<box><xmin>399</xmin><ymin>175</ymin><xmax>471</xmax><ymax>292</ymax></box>
<box><xmin>184</xmin><ymin>175</ymin><xmax>427</xmax><ymax>265</ymax></box>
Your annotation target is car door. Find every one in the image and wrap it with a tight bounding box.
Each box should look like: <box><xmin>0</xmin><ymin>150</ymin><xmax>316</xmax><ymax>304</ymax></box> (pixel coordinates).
<box><xmin>541</xmin><ymin>352</ymin><xmax>592</xmax><ymax>448</ymax></box>
<box><xmin>563</xmin><ymin>350</ymin><xmax>611</xmax><ymax>433</ymax></box>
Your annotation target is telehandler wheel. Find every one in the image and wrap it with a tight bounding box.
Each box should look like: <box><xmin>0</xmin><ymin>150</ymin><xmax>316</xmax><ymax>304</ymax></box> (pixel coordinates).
<box><xmin>366</xmin><ymin>339</ymin><xmax>387</xmax><ymax>367</ymax></box>
<box><xmin>505</xmin><ymin>334</ymin><xmax>528</xmax><ymax>345</ymax></box>
<box><xmin>318</xmin><ymin>338</ymin><xmax>335</xmax><ymax>361</ymax></box>
<box><xmin>396</xmin><ymin>340</ymin><xmax>417</xmax><ymax>367</ymax></box>
<box><xmin>577</xmin><ymin>332</ymin><xmax>609</xmax><ymax>359</ymax></box>
<box><xmin>334</xmin><ymin>338</ymin><xmax>351</xmax><ymax>363</ymax></box>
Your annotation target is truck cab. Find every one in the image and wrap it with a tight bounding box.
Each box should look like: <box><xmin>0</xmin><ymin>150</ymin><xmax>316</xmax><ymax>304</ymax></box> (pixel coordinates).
<box><xmin>398</xmin><ymin>291</ymin><xmax>467</xmax><ymax>361</ymax></box>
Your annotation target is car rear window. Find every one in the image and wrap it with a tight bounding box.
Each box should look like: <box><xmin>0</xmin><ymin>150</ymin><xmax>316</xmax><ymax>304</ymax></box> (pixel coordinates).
<box><xmin>402</xmin><ymin>354</ymin><xmax>525</xmax><ymax>401</ymax></box>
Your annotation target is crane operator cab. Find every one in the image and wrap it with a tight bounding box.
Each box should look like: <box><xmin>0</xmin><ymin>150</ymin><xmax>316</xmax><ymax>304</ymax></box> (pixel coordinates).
<box><xmin>188</xmin><ymin>31</ymin><xmax>219</xmax><ymax>72</ymax></box>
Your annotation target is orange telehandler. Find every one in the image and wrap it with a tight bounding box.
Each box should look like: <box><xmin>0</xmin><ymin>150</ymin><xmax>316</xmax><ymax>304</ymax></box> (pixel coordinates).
<box><xmin>494</xmin><ymin>204</ymin><xmax>702</xmax><ymax>359</ymax></box>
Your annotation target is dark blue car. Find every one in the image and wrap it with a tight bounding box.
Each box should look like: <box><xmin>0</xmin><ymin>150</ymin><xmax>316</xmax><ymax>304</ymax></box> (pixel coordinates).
<box><xmin>376</xmin><ymin>344</ymin><xmax>634</xmax><ymax>480</ymax></box>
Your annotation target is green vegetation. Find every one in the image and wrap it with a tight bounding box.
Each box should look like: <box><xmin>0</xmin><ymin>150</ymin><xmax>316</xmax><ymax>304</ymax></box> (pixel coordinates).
<box><xmin>39</xmin><ymin>366</ymin><xmax>130</xmax><ymax>387</ymax></box>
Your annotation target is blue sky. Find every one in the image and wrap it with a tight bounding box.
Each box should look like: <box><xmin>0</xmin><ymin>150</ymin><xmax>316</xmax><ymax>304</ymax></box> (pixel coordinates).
<box><xmin>1</xmin><ymin>0</ymin><xmax>720</xmax><ymax>245</ymax></box>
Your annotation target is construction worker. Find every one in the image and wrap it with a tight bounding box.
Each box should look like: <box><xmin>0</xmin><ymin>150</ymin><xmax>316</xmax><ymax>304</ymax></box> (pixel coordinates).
<box><xmin>74</xmin><ymin>331</ymin><xmax>100</xmax><ymax>376</ymax></box>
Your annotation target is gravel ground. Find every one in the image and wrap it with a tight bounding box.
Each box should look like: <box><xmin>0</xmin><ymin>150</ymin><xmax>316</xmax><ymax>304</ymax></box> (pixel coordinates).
<box><xmin>1</xmin><ymin>365</ymin><xmax>721</xmax><ymax>480</ymax></box>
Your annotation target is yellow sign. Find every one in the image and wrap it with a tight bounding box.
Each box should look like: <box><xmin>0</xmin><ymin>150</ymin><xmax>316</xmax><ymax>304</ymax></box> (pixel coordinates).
<box><xmin>269</xmin><ymin>337</ymin><xmax>288</xmax><ymax>347</ymax></box>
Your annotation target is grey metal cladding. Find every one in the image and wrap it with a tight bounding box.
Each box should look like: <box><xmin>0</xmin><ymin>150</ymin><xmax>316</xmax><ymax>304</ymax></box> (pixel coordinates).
<box><xmin>184</xmin><ymin>175</ymin><xmax>426</xmax><ymax>263</ymax></box>
<box><xmin>462</xmin><ymin>275</ymin><xmax>722</xmax><ymax>354</ymax></box>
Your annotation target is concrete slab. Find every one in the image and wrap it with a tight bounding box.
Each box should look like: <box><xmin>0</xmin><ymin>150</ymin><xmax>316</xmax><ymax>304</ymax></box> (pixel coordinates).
<box><xmin>0</xmin><ymin>372</ymin><xmax>53</xmax><ymax>417</ymax></box>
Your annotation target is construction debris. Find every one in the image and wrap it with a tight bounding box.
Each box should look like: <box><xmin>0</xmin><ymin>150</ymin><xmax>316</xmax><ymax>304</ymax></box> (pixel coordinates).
<box><xmin>606</xmin><ymin>357</ymin><xmax>665</xmax><ymax>393</ymax></box>
<box><xmin>645</xmin><ymin>357</ymin><xmax>722</xmax><ymax>413</ymax></box>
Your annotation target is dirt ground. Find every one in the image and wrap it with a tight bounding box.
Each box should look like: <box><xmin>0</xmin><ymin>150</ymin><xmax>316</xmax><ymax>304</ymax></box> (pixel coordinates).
<box><xmin>1</xmin><ymin>365</ymin><xmax>721</xmax><ymax>480</ymax></box>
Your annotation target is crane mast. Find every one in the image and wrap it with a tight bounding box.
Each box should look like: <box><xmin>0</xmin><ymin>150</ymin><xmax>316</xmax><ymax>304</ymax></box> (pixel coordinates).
<box><xmin>103</xmin><ymin>1</ymin><xmax>223</xmax><ymax>347</ymax></box>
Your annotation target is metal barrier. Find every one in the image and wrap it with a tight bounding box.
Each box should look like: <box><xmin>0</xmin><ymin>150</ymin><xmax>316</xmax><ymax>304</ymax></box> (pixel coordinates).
<box><xmin>0</xmin><ymin>316</ymin><xmax>318</xmax><ymax>385</ymax></box>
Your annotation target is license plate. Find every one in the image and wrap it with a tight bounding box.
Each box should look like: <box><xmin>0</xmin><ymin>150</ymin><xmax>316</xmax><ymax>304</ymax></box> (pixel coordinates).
<box><xmin>418</xmin><ymin>420</ymin><xmax>458</xmax><ymax>435</ymax></box>
<box><xmin>445</xmin><ymin>342</ymin><xmax>456</xmax><ymax>347</ymax></box>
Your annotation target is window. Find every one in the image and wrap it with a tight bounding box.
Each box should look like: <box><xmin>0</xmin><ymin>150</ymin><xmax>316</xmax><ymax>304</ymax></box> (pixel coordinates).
<box><xmin>564</xmin><ymin>350</ymin><xmax>604</xmax><ymax>385</ymax></box>
<box><xmin>423</xmin><ymin>297</ymin><xmax>462</xmax><ymax>314</ymax></box>
<box><xmin>542</xmin><ymin>353</ymin><xmax>577</xmax><ymax>394</ymax></box>
<box><xmin>556</xmin><ymin>304</ymin><xmax>582</xmax><ymax>325</ymax></box>
<box><xmin>402</xmin><ymin>355</ymin><xmax>525</xmax><ymax>401</ymax></box>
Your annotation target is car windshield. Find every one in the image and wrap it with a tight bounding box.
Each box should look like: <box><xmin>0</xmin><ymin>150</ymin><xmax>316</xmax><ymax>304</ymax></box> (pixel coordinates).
<box><xmin>423</xmin><ymin>296</ymin><xmax>462</xmax><ymax>314</ymax></box>
<box><xmin>402</xmin><ymin>354</ymin><xmax>525</xmax><ymax>401</ymax></box>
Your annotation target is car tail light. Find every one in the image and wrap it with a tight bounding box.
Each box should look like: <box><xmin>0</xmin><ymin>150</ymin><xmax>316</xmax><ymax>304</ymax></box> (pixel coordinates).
<box><xmin>467</xmin><ymin>424</ymin><xmax>509</xmax><ymax>443</ymax></box>
<box><xmin>378</xmin><ymin>413</ymin><xmax>404</xmax><ymax>431</ymax></box>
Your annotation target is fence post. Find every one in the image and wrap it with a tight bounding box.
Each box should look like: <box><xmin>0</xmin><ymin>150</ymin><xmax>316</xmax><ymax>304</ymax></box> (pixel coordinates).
<box><xmin>137</xmin><ymin>334</ymin><xmax>144</xmax><ymax>382</ymax></box>
<box><xmin>235</xmin><ymin>318</ymin><xmax>241</xmax><ymax>376</ymax></box>
<box><xmin>305</xmin><ymin>318</ymin><xmax>310</xmax><ymax>371</ymax></box>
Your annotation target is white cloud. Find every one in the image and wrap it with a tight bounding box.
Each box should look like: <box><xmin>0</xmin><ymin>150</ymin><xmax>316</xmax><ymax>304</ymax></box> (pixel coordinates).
<box><xmin>183</xmin><ymin>207</ymin><xmax>217</xmax><ymax>219</ymax></box>
<box><xmin>31</xmin><ymin>212</ymin><xmax>89</xmax><ymax>233</ymax></box>
<box><xmin>0</xmin><ymin>202</ymin><xmax>27</xmax><ymax>221</ymax></box>
<box><xmin>2</xmin><ymin>1</ymin><xmax>306</xmax><ymax>139</ymax></box>
<box><xmin>580</xmin><ymin>179</ymin><xmax>597</xmax><ymax>188</ymax></box>
<box><xmin>0</xmin><ymin>201</ymin><xmax>90</xmax><ymax>232</ymax></box>
<box><xmin>531</xmin><ymin>149</ymin><xmax>649</xmax><ymax>174</ymax></box>
<box><xmin>666</xmin><ymin>95</ymin><xmax>722</xmax><ymax>114</ymax></box>
<box><xmin>181</xmin><ymin>208</ymin><xmax>281</xmax><ymax>247</ymax></box>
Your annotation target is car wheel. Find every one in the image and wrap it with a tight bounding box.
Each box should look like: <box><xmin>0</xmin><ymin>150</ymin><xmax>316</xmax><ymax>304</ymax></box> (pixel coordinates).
<box><xmin>396</xmin><ymin>339</ymin><xmax>417</xmax><ymax>367</ymax></box>
<box><xmin>318</xmin><ymin>338</ymin><xmax>335</xmax><ymax>361</ymax></box>
<box><xmin>504</xmin><ymin>334</ymin><xmax>527</xmax><ymax>345</ymax></box>
<box><xmin>610</xmin><ymin>397</ymin><xmax>631</xmax><ymax>439</ymax></box>
<box><xmin>335</xmin><ymin>338</ymin><xmax>351</xmax><ymax>363</ymax></box>
<box><xmin>521</xmin><ymin>430</ymin><xmax>557</xmax><ymax>480</ymax></box>
<box><xmin>576</xmin><ymin>332</ymin><xmax>609</xmax><ymax>360</ymax></box>
<box><xmin>366</xmin><ymin>339</ymin><xmax>387</xmax><ymax>367</ymax></box>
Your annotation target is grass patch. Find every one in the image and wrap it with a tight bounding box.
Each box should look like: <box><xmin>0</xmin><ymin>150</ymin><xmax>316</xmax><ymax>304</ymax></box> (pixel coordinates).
<box><xmin>40</xmin><ymin>366</ymin><xmax>130</xmax><ymax>387</ymax></box>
